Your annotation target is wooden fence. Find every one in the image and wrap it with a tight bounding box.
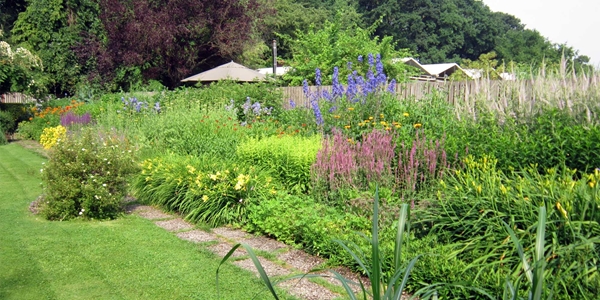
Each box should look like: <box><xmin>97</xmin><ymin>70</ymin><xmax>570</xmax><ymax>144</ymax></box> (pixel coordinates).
<box><xmin>279</xmin><ymin>80</ymin><xmax>524</xmax><ymax>108</ymax></box>
<box><xmin>0</xmin><ymin>93</ymin><xmax>36</xmax><ymax>104</ymax></box>
<box><xmin>278</xmin><ymin>76</ymin><xmax>600</xmax><ymax>123</ymax></box>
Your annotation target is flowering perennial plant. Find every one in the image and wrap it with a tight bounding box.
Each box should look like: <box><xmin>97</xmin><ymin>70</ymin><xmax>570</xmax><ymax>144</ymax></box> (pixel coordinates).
<box><xmin>60</xmin><ymin>111</ymin><xmax>93</xmax><ymax>128</ymax></box>
<box><xmin>134</xmin><ymin>155</ymin><xmax>277</xmax><ymax>226</ymax></box>
<box><xmin>120</xmin><ymin>97</ymin><xmax>161</xmax><ymax>114</ymax></box>
<box><xmin>299</xmin><ymin>54</ymin><xmax>403</xmax><ymax>138</ymax></box>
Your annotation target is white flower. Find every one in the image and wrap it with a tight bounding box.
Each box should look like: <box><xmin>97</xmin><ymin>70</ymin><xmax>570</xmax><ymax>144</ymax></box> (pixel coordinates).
<box><xmin>82</xmin><ymin>148</ymin><xmax>86</xmax><ymax>151</ymax></box>
<box><xmin>102</xmin><ymin>183</ymin><xmax>107</xmax><ymax>187</ymax></box>
<box><xmin>40</xmin><ymin>169</ymin><xmax>43</xmax><ymax>173</ymax></box>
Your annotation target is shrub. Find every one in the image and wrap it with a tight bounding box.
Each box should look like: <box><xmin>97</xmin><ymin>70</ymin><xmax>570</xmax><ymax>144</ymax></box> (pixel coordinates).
<box><xmin>245</xmin><ymin>192</ymin><xmax>369</xmax><ymax>260</ymax></box>
<box><xmin>39</xmin><ymin>125</ymin><xmax>66</xmax><ymax>149</ymax></box>
<box><xmin>39</xmin><ymin>128</ymin><xmax>138</xmax><ymax>220</ymax></box>
<box><xmin>237</xmin><ymin>134</ymin><xmax>322</xmax><ymax>194</ymax></box>
<box><xmin>0</xmin><ymin>109</ymin><xmax>16</xmax><ymax>134</ymax></box>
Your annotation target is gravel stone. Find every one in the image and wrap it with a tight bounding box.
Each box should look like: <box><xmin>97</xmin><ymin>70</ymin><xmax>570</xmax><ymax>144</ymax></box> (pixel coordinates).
<box><xmin>155</xmin><ymin>218</ymin><xmax>194</xmax><ymax>231</ymax></box>
<box><xmin>280</xmin><ymin>278</ymin><xmax>340</xmax><ymax>300</ymax></box>
<box><xmin>278</xmin><ymin>250</ymin><xmax>325</xmax><ymax>273</ymax></box>
<box><xmin>176</xmin><ymin>230</ymin><xmax>217</xmax><ymax>243</ymax></box>
<box><xmin>208</xmin><ymin>242</ymin><xmax>247</xmax><ymax>257</ymax></box>
<box><xmin>234</xmin><ymin>257</ymin><xmax>290</xmax><ymax>277</ymax></box>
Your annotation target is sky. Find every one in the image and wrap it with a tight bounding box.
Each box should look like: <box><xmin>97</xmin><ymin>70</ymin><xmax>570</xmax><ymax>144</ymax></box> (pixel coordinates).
<box><xmin>483</xmin><ymin>0</ymin><xmax>600</xmax><ymax>67</ymax></box>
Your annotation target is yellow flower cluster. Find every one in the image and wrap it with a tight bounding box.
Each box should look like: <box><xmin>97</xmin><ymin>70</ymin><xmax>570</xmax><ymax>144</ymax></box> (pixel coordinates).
<box><xmin>40</xmin><ymin>125</ymin><xmax>67</xmax><ymax>149</ymax></box>
<box><xmin>234</xmin><ymin>174</ymin><xmax>250</xmax><ymax>190</ymax></box>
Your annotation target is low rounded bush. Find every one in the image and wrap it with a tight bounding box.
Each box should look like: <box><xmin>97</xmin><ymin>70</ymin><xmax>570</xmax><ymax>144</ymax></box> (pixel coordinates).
<box><xmin>39</xmin><ymin>128</ymin><xmax>138</xmax><ymax>220</ymax></box>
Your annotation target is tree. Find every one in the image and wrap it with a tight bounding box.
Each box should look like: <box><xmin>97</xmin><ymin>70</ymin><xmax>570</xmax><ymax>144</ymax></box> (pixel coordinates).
<box><xmin>77</xmin><ymin>0</ymin><xmax>272</xmax><ymax>89</ymax></box>
<box><xmin>11</xmin><ymin>0</ymin><xmax>103</xmax><ymax>95</ymax></box>
<box><xmin>281</xmin><ymin>15</ymin><xmax>415</xmax><ymax>85</ymax></box>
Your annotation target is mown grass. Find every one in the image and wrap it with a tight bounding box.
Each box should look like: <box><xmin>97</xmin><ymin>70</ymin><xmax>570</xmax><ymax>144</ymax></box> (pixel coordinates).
<box><xmin>0</xmin><ymin>143</ymin><xmax>296</xmax><ymax>300</ymax></box>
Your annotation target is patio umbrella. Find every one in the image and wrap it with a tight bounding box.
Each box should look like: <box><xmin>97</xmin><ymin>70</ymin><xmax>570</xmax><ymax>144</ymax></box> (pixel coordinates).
<box><xmin>180</xmin><ymin>61</ymin><xmax>267</xmax><ymax>82</ymax></box>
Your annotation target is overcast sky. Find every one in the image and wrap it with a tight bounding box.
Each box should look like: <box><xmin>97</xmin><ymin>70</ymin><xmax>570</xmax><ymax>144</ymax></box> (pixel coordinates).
<box><xmin>483</xmin><ymin>0</ymin><xmax>600</xmax><ymax>67</ymax></box>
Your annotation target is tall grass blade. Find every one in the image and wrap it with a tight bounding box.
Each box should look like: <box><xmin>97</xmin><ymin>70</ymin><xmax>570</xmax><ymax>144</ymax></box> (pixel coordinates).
<box><xmin>532</xmin><ymin>206</ymin><xmax>546</xmax><ymax>300</ymax></box>
<box><xmin>393</xmin><ymin>203</ymin><xmax>410</xmax><ymax>293</ymax></box>
<box><xmin>502</xmin><ymin>222</ymin><xmax>533</xmax><ymax>284</ymax></box>
<box><xmin>329</xmin><ymin>270</ymin><xmax>360</xmax><ymax>300</ymax></box>
<box><xmin>371</xmin><ymin>186</ymin><xmax>381</xmax><ymax>299</ymax></box>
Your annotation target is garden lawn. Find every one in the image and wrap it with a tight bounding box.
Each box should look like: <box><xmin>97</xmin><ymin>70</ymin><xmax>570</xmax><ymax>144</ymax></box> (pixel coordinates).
<box><xmin>0</xmin><ymin>143</ymin><xmax>292</xmax><ymax>300</ymax></box>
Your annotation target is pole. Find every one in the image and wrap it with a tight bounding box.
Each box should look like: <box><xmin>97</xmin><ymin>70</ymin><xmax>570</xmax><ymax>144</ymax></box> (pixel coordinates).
<box><xmin>272</xmin><ymin>39</ymin><xmax>277</xmax><ymax>78</ymax></box>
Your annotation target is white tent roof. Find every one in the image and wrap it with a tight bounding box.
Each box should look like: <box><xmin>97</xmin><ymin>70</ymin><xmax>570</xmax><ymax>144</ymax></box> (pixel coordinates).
<box><xmin>181</xmin><ymin>61</ymin><xmax>267</xmax><ymax>82</ymax></box>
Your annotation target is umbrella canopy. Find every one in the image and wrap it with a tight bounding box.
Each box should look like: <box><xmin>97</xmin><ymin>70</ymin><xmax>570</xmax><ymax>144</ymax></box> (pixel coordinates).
<box><xmin>181</xmin><ymin>61</ymin><xmax>267</xmax><ymax>82</ymax></box>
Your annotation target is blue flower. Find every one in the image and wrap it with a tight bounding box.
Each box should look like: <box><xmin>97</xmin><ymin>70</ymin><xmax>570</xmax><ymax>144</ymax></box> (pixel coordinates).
<box><xmin>289</xmin><ymin>99</ymin><xmax>296</xmax><ymax>109</ymax></box>
<box><xmin>154</xmin><ymin>101</ymin><xmax>161</xmax><ymax>113</ymax></box>
<box><xmin>368</xmin><ymin>53</ymin><xmax>375</xmax><ymax>68</ymax></box>
<box><xmin>346</xmin><ymin>61</ymin><xmax>352</xmax><ymax>70</ymax></box>
<box><xmin>357</xmin><ymin>55</ymin><xmax>363</xmax><ymax>63</ymax></box>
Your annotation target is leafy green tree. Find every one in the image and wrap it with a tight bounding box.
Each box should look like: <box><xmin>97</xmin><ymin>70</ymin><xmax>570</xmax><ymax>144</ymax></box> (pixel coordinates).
<box><xmin>11</xmin><ymin>0</ymin><xmax>103</xmax><ymax>95</ymax></box>
<box><xmin>281</xmin><ymin>16</ymin><xmax>415</xmax><ymax>85</ymax></box>
<box><xmin>358</xmin><ymin>0</ymin><xmax>499</xmax><ymax>63</ymax></box>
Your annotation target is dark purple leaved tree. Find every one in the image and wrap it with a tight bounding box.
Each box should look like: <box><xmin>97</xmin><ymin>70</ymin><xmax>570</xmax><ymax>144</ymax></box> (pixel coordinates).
<box><xmin>77</xmin><ymin>0</ymin><xmax>271</xmax><ymax>88</ymax></box>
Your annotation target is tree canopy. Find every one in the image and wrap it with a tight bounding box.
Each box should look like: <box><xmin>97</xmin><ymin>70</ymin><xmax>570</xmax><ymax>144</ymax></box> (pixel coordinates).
<box><xmin>2</xmin><ymin>0</ymin><xmax>594</xmax><ymax>95</ymax></box>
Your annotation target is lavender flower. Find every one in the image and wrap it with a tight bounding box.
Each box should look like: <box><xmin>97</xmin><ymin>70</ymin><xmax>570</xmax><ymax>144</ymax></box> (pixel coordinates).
<box><xmin>154</xmin><ymin>101</ymin><xmax>161</xmax><ymax>113</ymax></box>
<box><xmin>60</xmin><ymin>112</ymin><xmax>93</xmax><ymax>127</ymax></box>
<box><xmin>368</xmin><ymin>53</ymin><xmax>374</xmax><ymax>68</ymax></box>
<box><xmin>357</xmin><ymin>55</ymin><xmax>363</xmax><ymax>63</ymax></box>
<box><xmin>289</xmin><ymin>99</ymin><xmax>296</xmax><ymax>109</ymax></box>
<box><xmin>347</xmin><ymin>61</ymin><xmax>352</xmax><ymax>70</ymax></box>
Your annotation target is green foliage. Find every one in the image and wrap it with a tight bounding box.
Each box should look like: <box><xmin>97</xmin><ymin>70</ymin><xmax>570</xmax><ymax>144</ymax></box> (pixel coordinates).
<box><xmin>237</xmin><ymin>134</ymin><xmax>321</xmax><ymax>194</ymax></box>
<box><xmin>417</xmin><ymin>156</ymin><xmax>600</xmax><ymax>299</ymax></box>
<box><xmin>0</xmin><ymin>109</ymin><xmax>15</xmax><ymax>134</ymax></box>
<box><xmin>39</xmin><ymin>127</ymin><xmax>138</xmax><ymax>220</ymax></box>
<box><xmin>446</xmin><ymin>108</ymin><xmax>600</xmax><ymax>174</ymax></box>
<box><xmin>246</xmin><ymin>192</ymin><xmax>368</xmax><ymax>260</ymax></box>
<box><xmin>281</xmin><ymin>18</ymin><xmax>414</xmax><ymax>85</ymax></box>
<box><xmin>134</xmin><ymin>154</ymin><xmax>278</xmax><ymax>227</ymax></box>
<box><xmin>10</xmin><ymin>0</ymin><xmax>103</xmax><ymax>95</ymax></box>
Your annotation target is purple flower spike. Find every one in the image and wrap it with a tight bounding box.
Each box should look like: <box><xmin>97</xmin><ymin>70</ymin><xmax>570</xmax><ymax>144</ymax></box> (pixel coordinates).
<box><xmin>289</xmin><ymin>99</ymin><xmax>296</xmax><ymax>109</ymax></box>
<box><xmin>357</xmin><ymin>55</ymin><xmax>363</xmax><ymax>63</ymax></box>
<box><xmin>315</xmin><ymin>68</ymin><xmax>322</xmax><ymax>86</ymax></box>
<box><xmin>387</xmin><ymin>79</ymin><xmax>397</xmax><ymax>94</ymax></box>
